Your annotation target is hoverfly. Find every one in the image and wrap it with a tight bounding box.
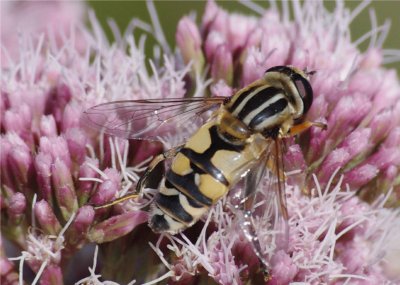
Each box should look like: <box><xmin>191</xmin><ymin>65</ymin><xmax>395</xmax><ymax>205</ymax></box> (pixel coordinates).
<box><xmin>83</xmin><ymin>65</ymin><xmax>326</xmax><ymax>274</ymax></box>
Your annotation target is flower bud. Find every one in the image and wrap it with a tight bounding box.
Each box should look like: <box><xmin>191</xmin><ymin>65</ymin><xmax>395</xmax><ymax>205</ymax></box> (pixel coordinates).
<box><xmin>371</xmin><ymin>70</ymin><xmax>399</xmax><ymax>114</ymax></box>
<box><xmin>64</xmin><ymin>128</ymin><xmax>87</xmax><ymax>164</ymax></box>
<box><xmin>34</xmin><ymin>152</ymin><xmax>53</xmax><ymax>202</ymax></box>
<box><xmin>90</xmin><ymin>168</ymin><xmax>120</xmax><ymax>206</ymax></box>
<box><xmin>307</xmin><ymin>93</ymin><xmax>328</xmax><ymax>122</ymax></box>
<box><xmin>34</xmin><ymin>200</ymin><xmax>62</xmax><ymax>235</ymax></box>
<box><xmin>368</xmin><ymin>147</ymin><xmax>400</xmax><ymax>173</ymax></box>
<box><xmin>7</xmin><ymin>192</ymin><xmax>26</xmax><ymax>224</ymax></box>
<box><xmin>4</xmin><ymin>104</ymin><xmax>32</xmax><ymax>135</ymax></box>
<box><xmin>227</xmin><ymin>13</ymin><xmax>257</xmax><ymax>54</ymax></box>
<box><xmin>72</xmin><ymin>206</ymin><xmax>95</xmax><ymax>233</ymax></box>
<box><xmin>40</xmin><ymin>115</ymin><xmax>58</xmax><ymax>138</ymax></box>
<box><xmin>369</xmin><ymin>109</ymin><xmax>395</xmax><ymax>144</ymax></box>
<box><xmin>90</xmin><ymin>180</ymin><xmax>118</xmax><ymax>207</ymax></box>
<box><xmin>77</xmin><ymin>158</ymin><xmax>99</xmax><ymax>204</ymax></box>
<box><xmin>204</xmin><ymin>31</ymin><xmax>225</xmax><ymax>62</ymax></box>
<box><xmin>339</xmin><ymin>128</ymin><xmax>372</xmax><ymax>158</ymax></box>
<box><xmin>88</xmin><ymin>210</ymin><xmax>148</xmax><ymax>243</ymax></box>
<box><xmin>383</xmin><ymin>127</ymin><xmax>400</xmax><ymax>148</ymax></box>
<box><xmin>47</xmin><ymin>83</ymin><xmax>72</xmax><ymax>125</ymax></box>
<box><xmin>202</xmin><ymin>0</ymin><xmax>220</xmax><ymax>32</ymax></box>
<box><xmin>241</xmin><ymin>47</ymin><xmax>266</xmax><ymax>86</ymax></box>
<box><xmin>1</xmin><ymin>136</ymin><xmax>14</xmax><ymax>190</ymax></box>
<box><xmin>344</xmin><ymin>164</ymin><xmax>378</xmax><ymax>189</ymax></box>
<box><xmin>176</xmin><ymin>16</ymin><xmax>204</xmax><ymax>75</ymax></box>
<box><xmin>8</xmin><ymin>145</ymin><xmax>34</xmax><ymax>187</ymax></box>
<box><xmin>318</xmin><ymin>148</ymin><xmax>350</xmax><ymax>185</ymax></box>
<box><xmin>211</xmin><ymin>44</ymin><xmax>233</xmax><ymax>85</ymax></box>
<box><xmin>39</xmin><ymin>136</ymin><xmax>71</xmax><ymax>169</ymax></box>
<box><xmin>69</xmin><ymin>206</ymin><xmax>95</xmax><ymax>245</ymax></box>
<box><xmin>52</xmin><ymin>158</ymin><xmax>78</xmax><ymax>220</ymax></box>
<box><xmin>259</xmin><ymin>13</ymin><xmax>290</xmax><ymax>67</ymax></box>
<box><xmin>104</xmin><ymin>168</ymin><xmax>121</xmax><ymax>186</ymax></box>
<box><xmin>348</xmin><ymin>69</ymin><xmax>381</xmax><ymax>99</ymax></box>
<box><xmin>317</xmin><ymin>95</ymin><xmax>371</xmax><ymax>160</ymax></box>
<box><xmin>62</xmin><ymin>101</ymin><xmax>82</xmax><ymax>132</ymax></box>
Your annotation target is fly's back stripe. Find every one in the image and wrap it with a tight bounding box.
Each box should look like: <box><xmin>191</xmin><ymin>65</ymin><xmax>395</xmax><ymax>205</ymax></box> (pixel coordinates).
<box><xmin>249</xmin><ymin>98</ymin><xmax>288</xmax><ymax>129</ymax></box>
<box><xmin>180</xmin><ymin>125</ymin><xmax>245</xmax><ymax>186</ymax></box>
<box><xmin>155</xmin><ymin>193</ymin><xmax>193</xmax><ymax>224</ymax></box>
<box><xmin>236</xmin><ymin>87</ymin><xmax>281</xmax><ymax>121</ymax></box>
<box><xmin>227</xmin><ymin>85</ymin><xmax>262</xmax><ymax>113</ymax></box>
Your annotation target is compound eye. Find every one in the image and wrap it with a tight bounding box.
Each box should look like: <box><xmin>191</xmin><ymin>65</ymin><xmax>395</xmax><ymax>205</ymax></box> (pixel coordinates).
<box><xmin>264</xmin><ymin>65</ymin><xmax>314</xmax><ymax>116</ymax></box>
<box><xmin>293</xmin><ymin>76</ymin><xmax>313</xmax><ymax>115</ymax></box>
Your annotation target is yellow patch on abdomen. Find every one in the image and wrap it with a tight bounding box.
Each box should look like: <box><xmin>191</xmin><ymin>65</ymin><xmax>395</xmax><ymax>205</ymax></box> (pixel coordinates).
<box><xmin>171</xmin><ymin>153</ymin><xmax>193</xmax><ymax>176</ymax></box>
<box><xmin>184</xmin><ymin>122</ymin><xmax>212</xmax><ymax>153</ymax></box>
<box><xmin>198</xmin><ymin>174</ymin><xmax>227</xmax><ymax>203</ymax></box>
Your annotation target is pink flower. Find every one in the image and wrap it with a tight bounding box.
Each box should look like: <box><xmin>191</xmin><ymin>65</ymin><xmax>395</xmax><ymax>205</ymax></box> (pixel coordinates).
<box><xmin>1</xmin><ymin>1</ymin><xmax>399</xmax><ymax>285</ymax></box>
<box><xmin>0</xmin><ymin>0</ymin><xmax>86</xmax><ymax>68</ymax></box>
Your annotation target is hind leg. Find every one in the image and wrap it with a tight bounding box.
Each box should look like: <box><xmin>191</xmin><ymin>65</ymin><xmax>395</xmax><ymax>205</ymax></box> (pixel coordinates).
<box><xmin>94</xmin><ymin>145</ymin><xmax>184</xmax><ymax>209</ymax></box>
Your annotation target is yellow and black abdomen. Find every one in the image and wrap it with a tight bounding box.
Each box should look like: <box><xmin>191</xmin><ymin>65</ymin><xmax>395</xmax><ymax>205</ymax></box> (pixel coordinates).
<box><xmin>149</xmin><ymin>119</ymin><xmax>265</xmax><ymax>234</ymax></box>
<box><xmin>149</xmin><ymin>73</ymin><xmax>298</xmax><ymax>234</ymax></box>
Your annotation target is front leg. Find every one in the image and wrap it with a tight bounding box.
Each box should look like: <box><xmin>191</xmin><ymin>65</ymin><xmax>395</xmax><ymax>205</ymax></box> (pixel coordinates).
<box><xmin>288</xmin><ymin>121</ymin><xmax>327</xmax><ymax>136</ymax></box>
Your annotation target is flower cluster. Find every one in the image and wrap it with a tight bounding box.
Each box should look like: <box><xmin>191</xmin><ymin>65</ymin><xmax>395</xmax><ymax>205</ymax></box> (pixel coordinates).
<box><xmin>1</xmin><ymin>1</ymin><xmax>183</xmax><ymax>283</ymax></box>
<box><xmin>171</xmin><ymin>1</ymin><xmax>400</xmax><ymax>283</ymax></box>
<box><xmin>177</xmin><ymin>0</ymin><xmax>400</xmax><ymax>203</ymax></box>
<box><xmin>1</xmin><ymin>1</ymin><xmax>400</xmax><ymax>285</ymax></box>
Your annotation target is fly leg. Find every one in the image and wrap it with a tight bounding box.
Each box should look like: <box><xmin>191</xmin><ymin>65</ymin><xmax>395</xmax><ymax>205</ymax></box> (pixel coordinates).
<box><xmin>237</xmin><ymin>157</ymin><xmax>273</xmax><ymax>280</ymax></box>
<box><xmin>288</xmin><ymin>121</ymin><xmax>327</xmax><ymax>136</ymax></box>
<box><xmin>94</xmin><ymin>144</ymin><xmax>184</xmax><ymax>210</ymax></box>
<box><xmin>238</xmin><ymin>141</ymin><xmax>290</xmax><ymax>281</ymax></box>
<box><xmin>240</xmin><ymin>197</ymin><xmax>272</xmax><ymax>281</ymax></box>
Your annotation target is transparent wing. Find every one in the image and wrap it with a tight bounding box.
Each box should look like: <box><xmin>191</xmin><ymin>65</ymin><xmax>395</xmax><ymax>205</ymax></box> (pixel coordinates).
<box><xmin>233</xmin><ymin>138</ymin><xmax>289</xmax><ymax>275</ymax></box>
<box><xmin>82</xmin><ymin>97</ymin><xmax>225</xmax><ymax>145</ymax></box>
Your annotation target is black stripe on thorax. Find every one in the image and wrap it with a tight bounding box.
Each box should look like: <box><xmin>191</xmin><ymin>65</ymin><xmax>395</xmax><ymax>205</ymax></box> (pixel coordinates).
<box><xmin>227</xmin><ymin>85</ymin><xmax>261</xmax><ymax>113</ymax></box>
<box><xmin>249</xmin><ymin>97</ymin><xmax>288</xmax><ymax>129</ymax></box>
<box><xmin>236</xmin><ymin>86</ymin><xmax>282</xmax><ymax>121</ymax></box>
